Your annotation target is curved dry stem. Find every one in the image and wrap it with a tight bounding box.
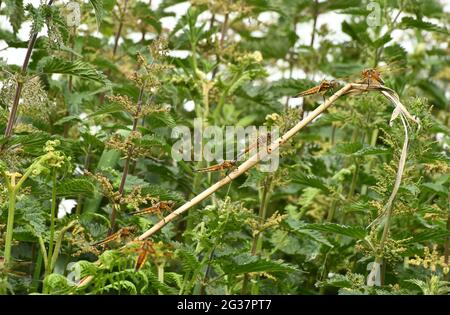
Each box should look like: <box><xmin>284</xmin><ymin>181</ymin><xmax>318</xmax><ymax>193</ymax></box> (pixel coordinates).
<box><xmin>77</xmin><ymin>81</ymin><xmax>419</xmax><ymax>288</ymax></box>
<box><xmin>137</xmin><ymin>83</ymin><xmax>353</xmax><ymax>241</ymax></box>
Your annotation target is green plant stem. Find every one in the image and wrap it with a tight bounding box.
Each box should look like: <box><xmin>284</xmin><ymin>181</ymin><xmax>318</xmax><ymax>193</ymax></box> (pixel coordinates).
<box><xmin>113</xmin><ymin>0</ymin><xmax>129</xmax><ymax>56</ymax></box>
<box><xmin>199</xmin><ymin>247</ymin><xmax>216</xmax><ymax>295</ymax></box>
<box><xmin>327</xmin><ymin>200</ymin><xmax>337</xmax><ymax>222</ymax></box>
<box><xmin>110</xmin><ymin>85</ymin><xmax>145</xmax><ymax>233</ymax></box>
<box><xmin>348</xmin><ymin>161</ymin><xmax>359</xmax><ymax>199</ymax></box>
<box><xmin>361</xmin><ymin>128</ymin><xmax>379</xmax><ymax>195</ymax></box>
<box><xmin>76</xmin><ymin>144</ymin><xmax>91</xmax><ymax>214</ymax></box>
<box><xmin>241</xmin><ymin>175</ymin><xmax>274</xmax><ymax>294</ymax></box>
<box><xmin>46</xmin><ymin>171</ymin><xmax>58</xmax><ymax>277</ymax></box>
<box><xmin>310</xmin><ymin>0</ymin><xmax>319</xmax><ymax>47</ymax></box>
<box><xmin>99</xmin><ymin>0</ymin><xmax>129</xmax><ymax>105</ymax></box>
<box><xmin>211</xmin><ymin>12</ymin><xmax>229</xmax><ymax>78</ymax></box>
<box><xmin>31</xmin><ymin>250</ymin><xmax>43</xmax><ymax>293</ymax></box>
<box><xmin>4</xmin><ymin>186</ymin><xmax>16</xmax><ymax>269</ymax></box>
<box><xmin>2</xmin><ymin>154</ymin><xmax>51</xmax><ymax>276</ymax></box>
<box><xmin>2</xmin><ymin>0</ymin><xmax>54</xmax><ymax>140</ymax></box>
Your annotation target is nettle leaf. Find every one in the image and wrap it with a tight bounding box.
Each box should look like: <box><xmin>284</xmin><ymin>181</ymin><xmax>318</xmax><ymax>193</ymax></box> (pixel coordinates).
<box><xmin>317</xmin><ymin>273</ymin><xmax>353</xmax><ymax>288</ymax></box>
<box><xmin>147</xmin><ymin>271</ymin><xmax>178</xmax><ymax>294</ymax></box>
<box><xmin>15</xmin><ymin>198</ymin><xmax>47</xmax><ymax>239</ymax></box>
<box><xmin>294</xmin><ymin>228</ymin><xmax>334</xmax><ymax>248</ymax></box>
<box><xmin>384</xmin><ymin>44</ymin><xmax>407</xmax><ymax>63</ymax></box>
<box><xmin>8</xmin><ymin>132</ymin><xmax>52</xmax><ymax>155</ymax></box>
<box><xmin>101</xmin><ymin>280</ymin><xmax>137</xmax><ymax>294</ymax></box>
<box><xmin>222</xmin><ymin>255</ymin><xmax>297</xmax><ymax>274</ymax></box>
<box><xmin>44</xmin><ymin>274</ymin><xmax>72</xmax><ymax>294</ymax></box>
<box><xmin>372</xmin><ymin>33</ymin><xmax>392</xmax><ymax>48</ymax></box>
<box><xmin>89</xmin><ymin>0</ymin><xmax>104</xmax><ymax>29</ymax></box>
<box><xmin>26</xmin><ymin>3</ymin><xmax>45</xmax><ymax>34</ymax></box>
<box><xmin>5</xmin><ymin>0</ymin><xmax>25</xmax><ymax>33</ymax></box>
<box><xmin>416</xmin><ymin>79</ymin><xmax>447</xmax><ymax>109</ymax></box>
<box><xmin>405</xmin><ymin>229</ymin><xmax>450</xmax><ymax>244</ymax></box>
<box><xmin>354</xmin><ymin>146</ymin><xmax>390</xmax><ymax>156</ymax></box>
<box><xmin>140</xmin><ymin>134</ymin><xmax>167</xmax><ymax>147</ymax></box>
<box><xmin>305</xmin><ymin>223</ymin><xmax>367</xmax><ymax>239</ymax></box>
<box><xmin>335</xmin><ymin>142</ymin><xmax>363</xmax><ymax>155</ymax></box>
<box><xmin>56</xmin><ymin>178</ymin><xmax>96</xmax><ymax>198</ymax></box>
<box><xmin>239</xmin><ymin>168</ymin><xmax>265</xmax><ymax>190</ymax></box>
<box><xmin>38</xmin><ymin>57</ymin><xmax>110</xmax><ymax>85</ymax></box>
<box><xmin>88</xmin><ymin>103</ymin><xmax>123</xmax><ymax>117</ymax></box>
<box><xmin>400</xmin><ymin>17</ymin><xmax>448</xmax><ymax>34</ymax></box>
<box><xmin>421</xmin><ymin>182</ymin><xmax>448</xmax><ymax>196</ymax></box>
<box><xmin>292</xmin><ymin>173</ymin><xmax>330</xmax><ymax>193</ymax></box>
<box><xmin>145</xmin><ymin>111</ymin><xmax>176</xmax><ymax>128</ymax></box>
<box><xmin>175</xmin><ymin>248</ymin><xmax>199</xmax><ymax>273</ymax></box>
<box><xmin>140</xmin><ymin>185</ymin><xmax>185</xmax><ymax>203</ymax></box>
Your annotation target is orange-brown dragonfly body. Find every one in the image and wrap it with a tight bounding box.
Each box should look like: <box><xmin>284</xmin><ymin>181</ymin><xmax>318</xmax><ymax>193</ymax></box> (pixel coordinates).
<box><xmin>360</xmin><ymin>68</ymin><xmax>385</xmax><ymax>86</ymax></box>
<box><xmin>129</xmin><ymin>201</ymin><xmax>175</xmax><ymax>216</ymax></box>
<box><xmin>194</xmin><ymin>160</ymin><xmax>237</xmax><ymax>173</ymax></box>
<box><xmin>297</xmin><ymin>80</ymin><xmax>339</xmax><ymax>99</ymax></box>
<box><xmin>92</xmin><ymin>227</ymin><xmax>134</xmax><ymax>247</ymax></box>
<box><xmin>134</xmin><ymin>241</ymin><xmax>156</xmax><ymax>271</ymax></box>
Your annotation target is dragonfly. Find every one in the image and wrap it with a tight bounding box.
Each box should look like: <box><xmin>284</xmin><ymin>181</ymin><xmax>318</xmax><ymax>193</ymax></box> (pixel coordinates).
<box><xmin>359</xmin><ymin>68</ymin><xmax>384</xmax><ymax>86</ymax></box>
<box><xmin>299</xmin><ymin>61</ymin><xmax>405</xmax><ymax>97</ymax></box>
<box><xmin>234</xmin><ymin>132</ymin><xmax>273</xmax><ymax>162</ymax></box>
<box><xmin>129</xmin><ymin>201</ymin><xmax>175</xmax><ymax>216</ymax></box>
<box><xmin>92</xmin><ymin>226</ymin><xmax>135</xmax><ymax>247</ymax></box>
<box><xmin>127</xmin><ymin>240</ymin><xmax>157</xmax><ymax>271</ymax></box>
<box><xmin>297</xmin><ymin>79</ymin><xmax>340</xmax><ymax>102</ymax></box>
<box><xmin>194</xmin><ymin>160</ymin><xmax>237</xmax><ymax>173</ymax></box>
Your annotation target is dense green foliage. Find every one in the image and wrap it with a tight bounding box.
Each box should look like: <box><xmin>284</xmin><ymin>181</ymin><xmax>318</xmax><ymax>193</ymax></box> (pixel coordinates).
<box><xmin>0</xmin><ymin>0</ymin><xmax>448</xmax><ymax>295</ymax></box>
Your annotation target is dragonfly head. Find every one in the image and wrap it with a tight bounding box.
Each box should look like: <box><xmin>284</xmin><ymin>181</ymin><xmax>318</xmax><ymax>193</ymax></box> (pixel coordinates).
<box><xmin>329</xmin><ymin>80</ymin><xmax>339</xmax><ymax>89</ymax></box>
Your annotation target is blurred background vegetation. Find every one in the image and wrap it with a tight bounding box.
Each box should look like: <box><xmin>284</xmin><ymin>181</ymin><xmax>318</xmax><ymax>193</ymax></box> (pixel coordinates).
<box><xmin>0</xmin><ymin>0</ymin><xmax>448</xmax><ymax>294</ymax></box>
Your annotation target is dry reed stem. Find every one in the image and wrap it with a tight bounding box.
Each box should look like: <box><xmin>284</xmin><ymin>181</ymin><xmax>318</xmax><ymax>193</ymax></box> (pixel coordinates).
<box><xmin>77</xmin><ymin>82</ymin><xmax>419</xmax><ymax>288</ymax></box>
<box><xmin>137</xmin><ymin>83</ymin><xmax>353</xmax><ymax>240</ymax></box>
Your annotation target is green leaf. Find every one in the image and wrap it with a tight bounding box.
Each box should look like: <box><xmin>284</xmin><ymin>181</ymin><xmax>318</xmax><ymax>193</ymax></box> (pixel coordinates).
<box><xmin>140</xmin><ymin>185</ymin><xmax>185</xmax><ymax>203</ymax></box>
<box><xmin>5</xmin><ymin>0</ymin><xmax>25</xmax><ymax>33</ymax></box>
<box><xmin>146</xmin><ymin>271</ymin><xmax>178</xmax><ymax>294</ymax></box>
<box><xmin>54</xmin><ymin>115</ymin><xmax>82</xmax><ymax>126</ymax></box>
<box><xmin>335</xmin><ymin>142</ymin><xmax>363</xmax><ymax>155</ymax></box>
<box><xmin>101</xmin><ymin>280</ymin><xmax>137</xmax><ymax>294</ymax></box>
<box><xmin>43</xmin><ymin>274</ymin><xmax>72</xmax><ymax>293</ymax></box>
<box><xmin>416</xmin><ymin>79</ymin><xmax>447</xmax><ymax>109</ymax></box>
<box><xmin>292</xmin><ymin>173</ymin><xmax>330</xmax><ymax>193</ymax></box>
<box><xmin>400</xmin><ymin>17</ymin><xmax>448</xmax><ymax>34</ymax></box>
<box><xmin>175</xmin><ymin>248</ymin><xmax>199</xmax><ymax>273</ymax></box>
<box><xmin>306</xmin><ymin>223</ymin><xmax>367</xmax><ymax>239</ymax></box>
<box><xmin>406</xmin><ymin>229</ymin><xmax>450</xmax><ymax>244</ymax></box>
<box><xmin>372</xmin><ymin>33</ymin><xmax>392</xmax><ymax>48</ymax></box>
<box><xmin>421</xmin><ymin>182</ymin><xmax>448</xmax><ymax>196</ymax></box>
<box><xmin>89</xmin><ymin>0</ymin><xmax>104</xmax><ymax>29</ymax></box>
<box><xmin>56</xmin><ymin>178</ymin><xmax>96</xmax><ymax>198</ymax></box>
<box><xmin>146</xmin><ymin>111</ymin><xmax>177</xmax><ymax>128</ymax></box>
<box><xmin>294</xmin><ymin>229</ymin><xmax>334</xmax><ymax>248</ymax></box>
<box><xmin>88</xmin><ymin>103</ymin><xmax>123</xmax><ymax>117</ymax></box>
<box><xmin>38</xmin><ymin>57</ymin><xmax>110</xmax><ymax>85</ymax></box>
<box><xmin>222</xmin><ymin>257</ymin><xmax>297</xmax><ymax>275</ymax></box>
<box><xmin>354</xmin><ymin>146</ymin><xmax>390</xmax><ymax>156</ymax></box>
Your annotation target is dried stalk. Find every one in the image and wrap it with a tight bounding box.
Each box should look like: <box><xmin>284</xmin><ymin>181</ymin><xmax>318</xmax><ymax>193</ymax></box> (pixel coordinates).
<box><xmin>77</xmin><ymin>82</ymin><xmax>419</xmax><ymax>288</ymax></box>
<box><xmin>137</xmin><ymin>83</ymin><xmax>353</xmax><ymax>240</ymax></box>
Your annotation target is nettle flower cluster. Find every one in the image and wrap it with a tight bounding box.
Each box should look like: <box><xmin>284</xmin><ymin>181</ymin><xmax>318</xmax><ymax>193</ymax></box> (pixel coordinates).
<box><xmin>85</xmin><ymin>170</ymin><xmax>157</xmax><ymax>212</ymax></box>
<box><xmin>409</xmin><ymin>245</ymin><xmax>449</xmax><ymax>275</ymax></box>
<box><xmin>106</xmin><ymin>38</ymin><xmax>172</xmax><ymax>161</ymax></box>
